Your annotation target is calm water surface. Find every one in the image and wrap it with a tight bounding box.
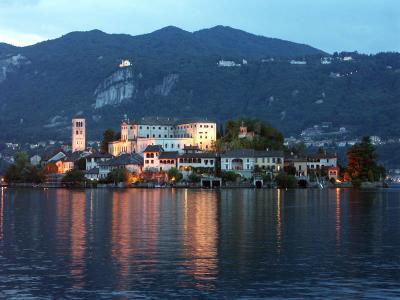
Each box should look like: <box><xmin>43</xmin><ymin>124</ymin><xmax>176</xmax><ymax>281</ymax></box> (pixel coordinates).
<box><xmin>0</xmin><ymin>187</ymin><xmax>400</xmax><ymax>299</ymax></box>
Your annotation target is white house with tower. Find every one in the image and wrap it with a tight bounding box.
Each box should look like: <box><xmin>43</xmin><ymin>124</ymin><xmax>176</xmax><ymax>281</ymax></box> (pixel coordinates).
<box><xmin>108</xmin><ymin>117</ymin><xmax>217</xmax><ymax>157</ymax></box>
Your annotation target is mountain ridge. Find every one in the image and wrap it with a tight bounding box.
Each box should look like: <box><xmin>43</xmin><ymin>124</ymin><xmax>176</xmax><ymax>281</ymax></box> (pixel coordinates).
<box><xmin>0</xmin><ymin>26</ymin><xmax>398</xmax><ymax>144</ymax></box>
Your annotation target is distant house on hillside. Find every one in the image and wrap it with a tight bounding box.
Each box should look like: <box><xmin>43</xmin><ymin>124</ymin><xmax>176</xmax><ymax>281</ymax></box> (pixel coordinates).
<box><xmin>119</xmin><ymin>59</ymin><xmax>132</xmax><ymax>68</ymax></box>
<box><xmin>290</xmin><ymin>60</ymin><xmax>307</xmax><ymax>65</ymax></box>
<box><xmin>218</xmin><ymin>60</ymin><xmax>241</xmax><ymax>67</ymax></box>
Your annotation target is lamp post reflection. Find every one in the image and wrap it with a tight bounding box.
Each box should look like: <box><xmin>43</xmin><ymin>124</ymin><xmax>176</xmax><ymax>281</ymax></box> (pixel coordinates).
<box><xmin>335</xmin><ymin>188</ymin><xmax>341</xmax><ymax>248</ymax></box>
<box><xmin>276</xmin><ymin>189</ymin><xmax>282</xmax><ymax>255</ymax></box>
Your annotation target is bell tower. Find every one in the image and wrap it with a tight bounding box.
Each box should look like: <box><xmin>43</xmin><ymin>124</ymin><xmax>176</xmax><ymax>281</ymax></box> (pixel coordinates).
<box><xmin>72</xmin><ymin>118</ymin><xmax>86</xmax><ymax>152</ymax></box>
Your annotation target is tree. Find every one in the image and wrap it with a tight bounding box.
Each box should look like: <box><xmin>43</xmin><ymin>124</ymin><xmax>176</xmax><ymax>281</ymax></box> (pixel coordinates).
<box><xmin>76</xmin><ymin>157</ymin><xmax>86</xmax><ymax>171</ymax></box>
<box><xmin>167</xmin><ymin>167</ymin><xmax>183</xmax><ymax>182</ymax></box>
<box><xmin>107</xmin><ymin>168</ymin><xmax>127</xmax><ymax>185</ymax></box>
<box><xmin>221</xmin><ymin>171</ymin><xmax>239</xmax><ymax>182</ymax></box>
<box><xmin>347</xmin><ymin>136</ymin><xmax>385</xmax><ymax>183</ymax></box>
<box><xmin>188</xmin><ymin>172</ymin><xmax>201</xmax><ymax>183</ymax></box>
<box><xmin>62</xmin><ymin>169</ymin><xmax>85</xmax><ymax>185</ymax></box>
<box><xmin>101</xmin><ymin>129</ymin><xmax>116</xmax><ymax>153</ymax></box>
<box><xmin>275</xmin><ymin>173</ymin><xmax>297</xmax><ymax>188</ymax></box>
<box><xmin>220</xmin><ymin>118</ymin><xmax>284</xmax><ymax>151</ymax></box>
<box><xmin>4</xmin><ymin>152</ymin><xmax>45</xmax><ymax>184</ymax></box>
<box><xmin>286</xmin><ymin>165</ymin><xmax>297</xmax><ymax>176</ymax></box>
<box><xmin>14</xmin><ymin>152</ymin><xmax>29</xmax><ymax>170</ymax></box>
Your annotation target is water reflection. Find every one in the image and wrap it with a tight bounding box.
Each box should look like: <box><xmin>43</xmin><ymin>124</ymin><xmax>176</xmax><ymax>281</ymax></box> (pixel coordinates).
<box><xmin>0</xmin><ymin>188</ymin><xmax>4</xmax><ymax>241</ymax></box>
<box><xmin>276</xmin><ymin>189</ymin><xmax>282</xmax><ymax>254</ymax></box>
<box><xmin>336</xmin><ymin>188</ymin><xmax>341</xmax><ymax>248</ymax></box>
<box><xmin>180</xmin><ymin>190</ymin><xmax>218</xmax><ymax>289</ymax></box>
<box><xmin>0</xmin><ymin>188</ymin><xmax>400</xmax><ymax>298</ymax></box>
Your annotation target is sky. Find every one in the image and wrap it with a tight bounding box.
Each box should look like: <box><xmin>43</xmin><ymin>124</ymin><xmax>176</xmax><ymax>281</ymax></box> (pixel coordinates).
<box><xmin>0</xmin><ymin>0</ymin><xmax>399</xmax><ymax>53</ymax></box>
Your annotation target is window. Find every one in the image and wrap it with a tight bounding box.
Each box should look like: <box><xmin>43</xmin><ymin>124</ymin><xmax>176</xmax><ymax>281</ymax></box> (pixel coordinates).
<box><xmin>147</xmin><ymin>134</ymin><xmax>149</xmax><ymax>138</ymax></box>
<box><xmin>140</xmin><ymin>126</ymin><xmax>142</xmax><ymax>129</ymax></box>
<box><xmin>153</xmin><ymin>127</ymin><xmax>155</xmax><ymax>129</ymax></box>
<box><xmin>159</xmin><ymin>127</ymin><xmax>161</xmax><ymax>130</ymax></box>
<box><xmin>211</xmin><ymin>125</ymin><xmax>213</xmax><ymax>128</ymax></box>
<box><xmin>210</xmin><ymin>160</ymin><xmax>214</xmax><ymax>165</ymax></box>
<box><xmin>152</xmin><ymin>134</ymin><xmax>155</xmax><ymax>138</ymax></box>
<box><xmin>145</xmin><ymin>160</ymin><xmax>149</xmax><ymax>164</ymax></box>
<box><xmin>151</xmin><ymin>160</ymin><xmax>154</xmax><ymax>164</ymax></box>
<box><xmin>165</xmin><ymin>144</ymin><xmax>168</xmax><ymax>148</ymax></box>
<box><xmin>205</xmin><ymin>160</ymin><xmax>208</xmax><ymax>165</ymax></box>
<box><xmin>147</xmin><ymin>126</ymin><xmax>149</xmax><ymax>129</ymax></box>
<box><xmin>159</xmin><ymin>134</ymin><xmax>161</xmax><ymax>138</ymax></box>
<box><xmin>225</xmin><ymin>164</ymin><xmax>228</xmax><ymax>169</ymax></box>
<box><xmin>165</xmin><ymin>135</ymin><xmax>167</xmax><ymax>138</ymax></box>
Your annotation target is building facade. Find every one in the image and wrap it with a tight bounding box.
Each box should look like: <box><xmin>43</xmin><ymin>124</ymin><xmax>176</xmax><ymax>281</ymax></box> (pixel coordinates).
<box><xmin>221</xmin><ymin>149</ymin><xmax>284</xmax><ymax>179</ymax></box>
<box><xmin>109</xmin><ymin>117</ymin><xmax>217</xmax><ymax>156</ymax></box>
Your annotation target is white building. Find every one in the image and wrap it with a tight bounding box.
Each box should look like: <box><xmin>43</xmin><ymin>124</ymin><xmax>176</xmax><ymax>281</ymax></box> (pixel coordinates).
<box><xmin>30</xmin><ymin>154</ymin><xmax>42</xmax><ymax>166</ymax></box>
<box><xmin>221</xmin><ymin>149</ymin><xmax>284</xmax><ymax>179</ymax></box>
<box><xmin>290</xmin><ymin>60</ymin><xmax>307</xmax><ymax>65</ymax></box>
<box><xmin>119</xmin><ymin>59</ymin><xmax>132</xmax><ymax>68</ymax></box>
<box><xmin>306</xmin><ymin>154</ymin><xmax>337</xmax><ymax>170</ymax></box>
<box><xmin>218</xmin><ymin>60</ymin><xmax>241</xmax><ymax>67</ymax></box>
<box><xmin>177</xmin><ymin>146</ymin><xmax>217</xmax><ymax>172</ymax></box>
<box><xmin>143</xmin><ymin>145</ymin><xmax>164</xmax><ymax>172</ymax></box>
<box><xmin>95</xmin><ymin>153</ymin><xmax>143</xmax><ymax>180</ymax></box>
<box><xmin>109</xmin><ymin>117</ymin><xmax>217</xmax><ymax>156</ymax></box>
<box><xmin>72</xmin><ymin>118</ymin><xmax>86</xmax><ymax>152</ymax></box>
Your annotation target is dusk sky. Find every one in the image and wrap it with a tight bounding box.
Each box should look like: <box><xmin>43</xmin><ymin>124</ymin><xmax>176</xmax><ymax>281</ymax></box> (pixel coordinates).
<box><xmin>0</xmin><ymin>0</ymin><xmax>399</xmax><ymax>53</ymax></box>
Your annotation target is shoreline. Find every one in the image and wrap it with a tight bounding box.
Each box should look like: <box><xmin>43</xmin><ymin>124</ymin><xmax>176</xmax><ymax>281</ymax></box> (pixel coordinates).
<box><xmin>1</xmin><ymin>183</ymin><xmax>391</xmax><ymax>190</ymax></box>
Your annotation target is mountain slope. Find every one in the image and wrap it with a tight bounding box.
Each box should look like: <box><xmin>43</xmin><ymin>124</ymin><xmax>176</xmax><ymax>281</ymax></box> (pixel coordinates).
<box><xmin>0</xmin><ymin>26</ymin><xmax>398</xmax><ymax>143</ymax></box>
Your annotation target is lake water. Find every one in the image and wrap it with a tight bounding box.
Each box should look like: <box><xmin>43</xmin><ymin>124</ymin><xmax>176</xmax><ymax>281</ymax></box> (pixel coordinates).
<box><xmin>1</xmin><ymin>187</ymin><xmax>400</xmax><ymax>299</ymax></box>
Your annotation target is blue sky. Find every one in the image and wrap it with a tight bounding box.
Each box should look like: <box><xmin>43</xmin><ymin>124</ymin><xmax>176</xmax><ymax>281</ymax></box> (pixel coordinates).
<box><xmin>0</xmin><ymin>0</ymin><xmax>399</xmax><ymax>53</ymax></box>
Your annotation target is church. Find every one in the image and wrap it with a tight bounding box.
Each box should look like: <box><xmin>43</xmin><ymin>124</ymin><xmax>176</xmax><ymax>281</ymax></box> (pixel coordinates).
<box><xmin>108</xmin><ymin>117</ymin><xmax>217</xmax><ymax>156</ymax></box>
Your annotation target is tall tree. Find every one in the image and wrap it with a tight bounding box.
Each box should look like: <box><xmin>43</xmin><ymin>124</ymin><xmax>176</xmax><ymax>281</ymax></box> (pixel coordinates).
<box><xmin>347</xmin><ymin>136</ymin><xmax>385</xmax><ymax>182</ymax></box>
<box><xmin>100</xmin><ymin>129</ymin><xmax>116</xmax><ymax>154</ymax></box>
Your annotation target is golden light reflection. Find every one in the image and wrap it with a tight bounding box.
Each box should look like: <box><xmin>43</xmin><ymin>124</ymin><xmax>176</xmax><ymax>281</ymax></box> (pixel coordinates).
<box><xmin>276</xmin><ymin>189</ymin><xmax>282</xmax><ymax>254</ymax></box>
<box><xmin>55</xmin><ymin>190</ymin><xmax>87</xmax><ymax>288</ymax></box>
<box><xmin>70</xmin><ymin>191</ymin><xmax>87</xmax><ymax>288</ymax></box>
<box><xmin>181</xmin><ymin>191</ymin><xmax>218</xmax><ymax>290</ymax></box>
<box><xmin>335</xmin><ymin>188</ymin><xmax>341</xmax><ymax>248</ymax></box>
<box><xmin>110</xmin><ymin>190</ymin><xmax>161</xmax><ymax>289</ymax></box>
<box><xmin>111</xmin><ymin>191</ymin><xmax>131</xmax><ymax>288</ymax></box>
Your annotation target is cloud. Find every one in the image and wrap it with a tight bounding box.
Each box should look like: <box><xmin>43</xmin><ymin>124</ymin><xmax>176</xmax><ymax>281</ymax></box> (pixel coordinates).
<box><xmin>0</xmin><ymin>28</ymin><xmax>45</xmax><ymax>46</ymax></box>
